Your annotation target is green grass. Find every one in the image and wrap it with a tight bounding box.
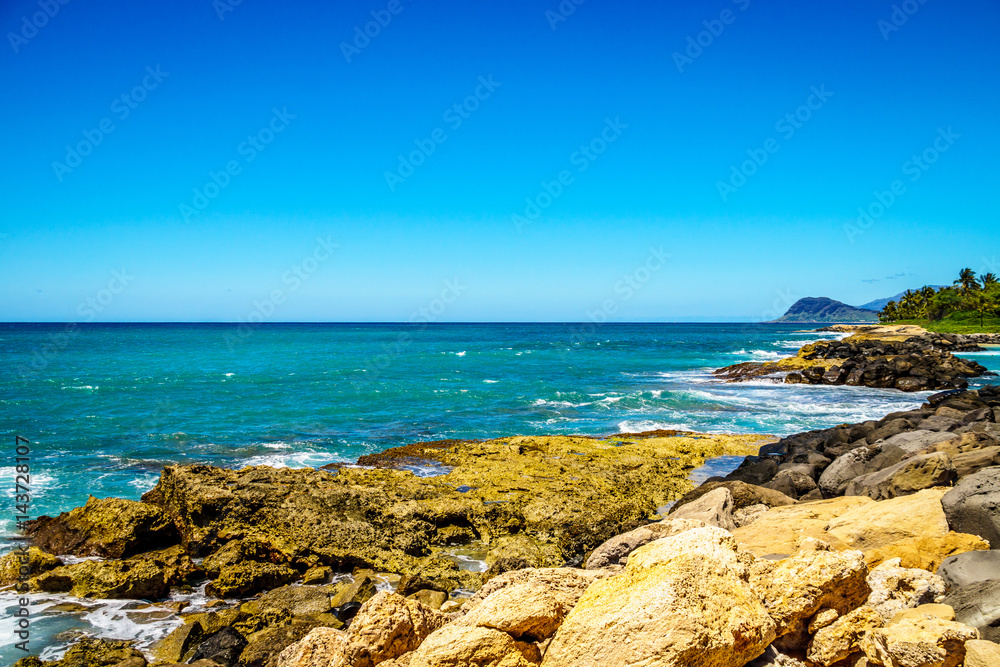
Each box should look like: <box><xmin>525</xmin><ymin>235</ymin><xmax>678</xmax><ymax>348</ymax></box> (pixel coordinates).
<box><xmin>886</xmin><ymin>310</ymin><xmax>1000</xmax><ymax>334</ymax></box>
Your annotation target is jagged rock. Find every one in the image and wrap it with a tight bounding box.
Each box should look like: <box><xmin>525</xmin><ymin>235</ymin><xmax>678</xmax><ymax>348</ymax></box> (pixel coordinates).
<box><xmin>202</xmin><ymin>536</ymin><xmax>295</xmax><ymax>577</ymax></box>
<box><xmin>807</xmin><ymin>605</ymin><xmax>884</xmax><ymax>666</ymax></box>
<box><xmin>825</xmin><ymin>488</ymin><xmax>949</xmax><ymax>555</ymax></box>
<box><xmin>240</xmin><ymin>618</ymin><xmax>332</xmax><ymax>667</ymax></box>
<box><xmin>277</xmin><ymin>627</ymin><xmax>352</xmax><ymax>667</ymax></box>
<box><xmin>461</xmin><ymin>582</ymin><xmax>564</xmax><ymax>642</ymax></box>
<box><xmin>240</xmin><ymin>583</ymin><xmax>335</xmax><ymax>617</ymax></box>
<box><xmin>407</xmin><ymin>589</ymin><xmax>447</xmax><ymax>610</ymax></box>
<box><xmin>942</xmin><ymin>579</ymin><xmax>1000</xmax><ymax>642</ymax></box>
<box><xmin>818</xmin><ymin>432</ymin><xmax>957</xmax><ymax>497</ymax></box>
<box><xmin>34</xmin><ymin>557</ymin><xmax>170</xmax><ymax>599</ymax></box>
<box><xmin>24</xmin><ymin>496</ymin><xmax>179</xmax><ymax>559</ymax></box>
<box><xmin>937</xmin><ymin>551</ymin><xmax>1000</xmax><ymax>589</ymax></box>
<box><xmin>150</xmin><ymin>621</ymin><xmax>203</xmax><ymax>663</ymax></box>
<box><xmin>276</xmin><ymin>591</ymin><xmax>447</xmax><ymax>667</ymax></box>
<box><xmin>941</xmin><ymin>466</ymin><xmax>1000</xmax><ymax>548</ymax></box>
<box><xmin>207</xmin><ymin>562</ymin><xmax>298</xmax><ymax>598</ymax></box>
<box><xmin>188</xmin><ymin>627</ymin><xmax>247</xmax><ymax>666</ymax></box>
<box><xmin>0</xmin><ymin>547</ymin><xmax>61</xmax><ymax>585</ymax></box>
<box><xmin>750</xmin><ymin>549</ymin><xmax>870</xmax><ymax>645</ymax></box>
<box><xmin>668</xmin><ymin>487</ymin><xmax>736</xmax><ymax>529</ymax></box>
<box><xmin>861</xmin><ymin>612</ymin><xmax>979</xmax><ymax>667</ymax></box>
<box><xmin>407</xmin><ymin>624</ymin><xmax>541</xmax><ymax>667</ymax></box>
<box><xmin>866</xmin><ymin>559</ymin><xmax>947</xmax><ymax>621</ymax></box>
<box><xmin>540</xmin><ymin>527</ymin><xmax>776</xmax><ymax>667</ymax></box>
<box><xmin>130</xmin><ymin>433</ymin><xmax>764</xmax><ymax>592</ymax></box>
<box><xmin>584</xmin><ymin>517</ymin><xmax>705</xmax><ymax>569</ymax></box>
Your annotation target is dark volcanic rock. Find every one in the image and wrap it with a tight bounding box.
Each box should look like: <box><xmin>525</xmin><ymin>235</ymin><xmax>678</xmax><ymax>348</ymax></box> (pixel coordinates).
<box><xmin>942</xmin><ymin>579</ymin><xmax>1000</xmax><ymax>643</ymax></box>
<box><xmin>938</xmin><ymin>550</ymin><xmax>1000</xmax><ymax>589</ymax></box>
<box><xmin>941</xmin><ymin>466</ymin><xmax>1000</xmax><ymax>549</ymax></box>
<box><xmin>189</xmin><ymin>627</ymin><xmax>247</xmax><ymax>666</ymax></box>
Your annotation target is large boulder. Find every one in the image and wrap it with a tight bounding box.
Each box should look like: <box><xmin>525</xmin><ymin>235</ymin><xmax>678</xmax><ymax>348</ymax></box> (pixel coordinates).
<box><xmin>206</xmin><ymin>562</ymin><xmax>298</xmax><ymax>598</ymax></box>
<box><xmin>861</xmin><ymin>612</ymin><xmax>979</xmax><ymax>667</ymax></box>
<box><xmin>736</xmin><ymin>490</ymin><xmax>988</xmax><ymax>570</ymax></box>
<box><xmin>733</xmin><ymin>496</ymin><xmax>873</xmax><ymax>556</ymax></box>
<box><xmin>667</xmin><ymin>487</ymin><xmax>736</xmax><ymax>530</ymax></box>
<box><xmin>407</xmin><ymin>624</ymin><xmax>541</xmax><ymax>667</ymax></box>
<box><xmin>937</xmin><ymin>550</ymin><xmax>1000</xmax><ymax>588</ymax></box>
<box><xmin>750</xmin><ymin>549</ymin><xmax>870</xmax><ymax>645</ymax></box>
<box><xmin>669</xmin><ymin>480</ymin><xmax>795</xmax><ymax>513</ymax></box>
<box><xmin>941</xmin><ymin>466</ymin><xmax>1000</xmax><ymax>548</ymax></box>
<box><xmin>33</xmin><ymin>558</ymin><xmax>171</xmax><ymax>599</ymax></box>
<box><xmin>460</xmin><ymin>582</ymin><xmax>565</xmax><ymax>642</ymax></box>
<box><xmin>463</xmin><ymin>567</ymin><xmax>610</xmax><ymax>618</ymax></box>
<box><xmin>584</xmin><ymin>518</ymin><xmax>704</xmax><ymax>569</ymax></box>
<box><xmin>540</xmin><ymin>527</ymin><xmax>776</xmax><ymax>667</ymax></box>
<box><xmin>818</xmin><ymin>432</ymin><xmax>958</xmax><ymax>497</ymax></box>
<box><xmin>25</xmin><ymin>496</ymin><xmax>178</xmax><ymax>558</ymax></box>
<box><xmin>844</xmin><ymin>452</ymin><xmax>956</xmax><ymax>501</ymax></box>
<box><xmin>942</xmin><ymin>579</ymin><xmax>1000</xmax><ymax>643</ymax></box>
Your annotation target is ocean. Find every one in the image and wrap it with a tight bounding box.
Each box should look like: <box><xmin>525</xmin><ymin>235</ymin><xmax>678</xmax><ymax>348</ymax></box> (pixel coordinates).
<box><xmin>2</xmin><ymin>322</ymin><xmax>998</xmax><ymax>660</ymax></box>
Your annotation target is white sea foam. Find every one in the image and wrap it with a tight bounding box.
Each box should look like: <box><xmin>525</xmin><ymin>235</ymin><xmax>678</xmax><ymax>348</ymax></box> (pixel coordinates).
<box><xmin>616</xmin><ymin>419</ymin><xmax>689</xmax><ymax>433</ymax></box>
<box><xmin>239</xmin><ymin>450</ymin><xmax>336</xmax><ymax>469</ymax></box>
<box><xmin>483</xmin><ymin>379</ymin><xmax>499</xmax><ymax>383</ymax></box>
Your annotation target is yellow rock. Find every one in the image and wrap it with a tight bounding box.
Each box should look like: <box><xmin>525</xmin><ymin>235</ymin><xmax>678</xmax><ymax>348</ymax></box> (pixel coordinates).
<box><xmin>808</xmin><ymin>605</ymin><xmax>884</xmax><ymax>667</ymax></box>
<box><xmin>963</xmin><ymin>639</ymin><xmax>1000</xmax><ymax>667</ymax></box>
<box><xmin>540</xmin><ymin>527</ymin><xmax>776</xmax><ymax>667</ymax></box>
<box><xmin>889</xmin><ymin>604</ymin><xmax>956</xmax><ymax>626</ymax></box>
<box><xmin>733</xmin><ymin>496</ymin><xmax>873</xmax><ymax>556</ymax></box>
<box><xmin>461</xmin><ymin>582</ymin><xmax>565</xmax><ymax>642</ymax></box>
<box><xmin>408</xmin><ymin>624</ymin><xmax>542</xmax><ymax>667</ymax></box>
<box><xmin>862</xmin><ymin>613</ymin><xmax>979</xmax><ymax>667</ymax></box>
<box><xmin>826</xmin><ymin>489</ymin><xmax>951</xmax><ymax>551</ymax></box>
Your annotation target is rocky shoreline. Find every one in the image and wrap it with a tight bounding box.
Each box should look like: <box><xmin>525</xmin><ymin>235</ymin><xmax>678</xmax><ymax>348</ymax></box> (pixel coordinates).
<box><xmin>715</xmin><ymin>326</ymin><xmax>999</xmax><ymax>392</ymax></box>
<box><xmin>5</xmin><ymin>373</ymin><xmax>1000</xmax><ymax>665</ymax></box>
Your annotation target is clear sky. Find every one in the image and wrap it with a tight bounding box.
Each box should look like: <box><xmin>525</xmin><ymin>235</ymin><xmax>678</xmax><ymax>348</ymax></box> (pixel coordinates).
<box><xmin>2</xmin><ymin>0</ymin><xmax>998</xmax><ymax>322</ymax></box>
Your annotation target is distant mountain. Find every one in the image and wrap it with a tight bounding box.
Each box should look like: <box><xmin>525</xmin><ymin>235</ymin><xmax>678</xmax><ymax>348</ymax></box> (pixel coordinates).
<box><xmin>771</xmin><ymin>297</ymin><xmax>879</xmax><ymax>323</ymax></box>
<box><xmin>857</xmin><ymin>292</ymin><xmax>907</xmax><ymax>313</ymax></box>
<box><xmin>856</xmin><ymin>287</ymin><xmax>948</xmax><ymax>313</ymax></box>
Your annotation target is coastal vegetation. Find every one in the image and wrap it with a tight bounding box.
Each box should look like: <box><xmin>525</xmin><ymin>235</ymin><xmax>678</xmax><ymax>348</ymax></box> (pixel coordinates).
<box><xmin>879</xmin><ymin>269</ymin><xmax>1000</xmax><ymax>333</ymax></box>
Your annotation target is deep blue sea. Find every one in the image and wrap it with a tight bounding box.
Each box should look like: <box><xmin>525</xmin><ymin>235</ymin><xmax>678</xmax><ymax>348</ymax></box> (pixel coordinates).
<box><xmin>1</xmin><ymin>322</ymin><xmax>998</xmax><ymax>660</ymax></box>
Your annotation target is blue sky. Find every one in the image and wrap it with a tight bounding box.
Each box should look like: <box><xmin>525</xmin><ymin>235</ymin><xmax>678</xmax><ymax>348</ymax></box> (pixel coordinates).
<box><xmin>1</xmin><ymin>0</ymin><xmax>998</xmax><ymax>322</ymax></box>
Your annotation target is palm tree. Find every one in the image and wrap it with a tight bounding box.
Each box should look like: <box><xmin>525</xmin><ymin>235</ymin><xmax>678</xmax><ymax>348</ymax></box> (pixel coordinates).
<box><xmin>954</xmin><ymin>268</ymin><xmax>979</xmax><ymax>296</ymax></box>
<box><xmin>982</xmin><ymin>273</ymin><xmax>998</xmax><ymax>289</ymax></box>
<box><xmin>967</xmin><ymin>291</ymin><xmax>995</xmax><ymax>327</ymax></box>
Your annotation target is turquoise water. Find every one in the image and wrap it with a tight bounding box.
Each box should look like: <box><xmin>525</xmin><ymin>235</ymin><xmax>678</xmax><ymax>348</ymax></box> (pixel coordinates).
<box><xmin>4</xmin><ymin>322</ymin><xmax>999</xmax><ymax>533</ymax></box>
<box><xmin>2</xmin><ymin>322</ymin><xmax>999</xmax><ymax>660</ymax></box>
